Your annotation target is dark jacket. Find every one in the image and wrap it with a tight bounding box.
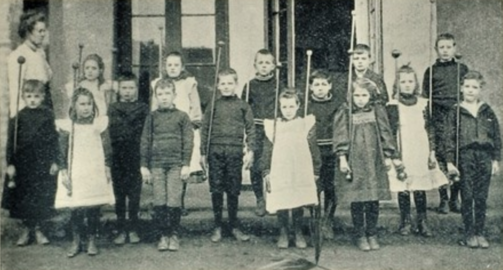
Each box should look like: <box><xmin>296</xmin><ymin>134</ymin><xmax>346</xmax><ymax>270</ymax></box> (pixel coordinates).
<box><xmin>445</xmin><ymin>102</ymin><xmax>501</xmax><ymax>162</ymax></box>
<box><xmin>241</xmin><ymin>76</ymin><xmax>280</xmax><ymax>125</ymax></box>
<box><xmin>108</xmin><ymin>102</ymin><xmax>149</xmax><ymax>149</ymax></box>
<box><xmin>200</xmin><ymin>95</ymin><xmax>256</xmax><ymax>155</ymax></box>
<box><xmin>140</xmin><ymin>107</ymin><xmax>194</xmax><ymax>168</ymax></box>
<box><xmin>422</xmin><ymin>59</ymin><xmax>469</xmax><ymax>108</ymax></box>
<box><xmin>307</xmin><ymin>93</ymin><xmax>343</xmax><ymax>155</ymax></box>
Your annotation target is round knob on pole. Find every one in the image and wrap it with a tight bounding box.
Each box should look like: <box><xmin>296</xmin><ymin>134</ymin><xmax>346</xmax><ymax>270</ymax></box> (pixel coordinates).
<box><xmin>72</xmin><ymin>61</ymin><xmax>80</xmax><ymax>70</ymax></box>
<box><xmin>306</xmin><ymin>50</ymin><xmax>313</xmax><ymax>56</ymax></box>
<box><xmin>17</xmin><ymin>56</ymin><xmax>26</xmax><ymax>64</ymax></box>
<box><xmin>348</xmin><ymin>50</ymin><xmax>354</xmax><ymax>55</ymax></box>
<box><xmin>276</xmin><ymin>62</ymin><xmax>282</xmax><ymax>69</ymax></box>
<box><xmin>455</xmin><ymin>53</ymin><xmax>462</xmax><ymax>60</ymax></box>
<box><xmin>391</xmin><ymin>49</ymin><xmax>402</xmax><ymax>59</ymax></box>
<box><xmin>351</xmin><ymin>10</ymin><xmax>356</xmax><ymax>16</ymax></box>
<box><xmin>78</xmin><ymin>42</ymin><xmax>84</xmax><ymax>49</ymax></box>
<box><xmin>217</xmin><ymin>41</ymin><xmax>225</xmax><ymax>47</ymax></box>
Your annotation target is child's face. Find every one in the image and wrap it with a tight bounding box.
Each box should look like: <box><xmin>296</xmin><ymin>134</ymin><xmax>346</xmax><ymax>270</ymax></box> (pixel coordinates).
<box><xmin>461</xmin><ymin>79</ymin><xmax>481</xmax><ymax>103</ymax></box>
<box><xmin>119</xmin><ymin>80</ymin><xmax>138</xmax><ymax>102</ymax></box>
<box><xmin>155</xmin><ymin>87</ymin><xmax>176</xmax><ymax>108</ymax></box>
<box><xmin>254</xmin><ymin>54</ymin><xmax>276</xmax><ymax>77</ymax></box>
<box><xmin>310</xmin><ymin>78</ymin><xmax>332</xmax><ymax>99</ymax></box>
<box><xmin>353</xmin><ymin>87</ymin><xmax>371</xmax><ymax>108</ymax></box>
<box><xmin>165</xmin><ymin>55</ymin><xmax>183</xmax><ymax>78</ymax></box>
<box><xmin>84</xmin><ymin>60</ymin><xmax>101</xmax><ymax>81</ymax></box>
<box><xmin>23</xmin><ymin>91</ymin><xmax>44</xmax><ymax>109</ymax></box>
<box><xmin>352</xmin><ymin>51</ymin><xmax>371</xmax><ymax>72</ymax></box>
<box><xmin>217</xmin><ymin>75</ymin><xmax>237</xmax><ymax>96</ymax></box>
<box><xmin>75</xmin><ymin>95</ymin><xmax>94</xmax><ymax>119</ymax></box>
<box><xmin>398</xmin><ymin>72</ymin><xmax>416</xmax><ymax>95</ymax></box>
<box><xmin>436</xmin><ymin>39</ymin><xmax>456</xmax><ymax>62</ymax></box>
<box><xmin>279</xmin><ymin>97</ymin><xmax>299</xmax><ymax>120</ymax></box>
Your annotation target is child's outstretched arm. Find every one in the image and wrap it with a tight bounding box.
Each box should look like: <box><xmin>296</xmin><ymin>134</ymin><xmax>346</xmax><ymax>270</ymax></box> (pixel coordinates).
<box><xmin>189</xmin><ymin>82</ymin><xmax>203</xmax><ymax>126</ymax></box>
<box><xmin>140</xmin><ymin>114</ymin><xmax>153</xmax><ymax>184</ymax></box>
<box><xmin>181</xmin><ymin>113</ymin><xmax>194</xmax><ymax>181</ymax></box>
<box><xmin>307</xmin><ymin>124</ymin><xmax>321</xmax><ymax>188</ymax></box>
<box><xmin>260</xmin><ymin>134</ymin><xmax>273</xmax><ymax>193</ymax></box>
<box><xmin>101</xmin><ymin>127</ymin><xmax>112</xmax><ymax>183</ymax></box>
<box><xmin>488</xmin><ymin>108</ymin><xmax>501</xmax><ymax>175</ymax></box>
<box><xmin>333</xmin><ymin>104</ymin><xmax>351</xmax><ymax>176</ymax></box>
<box><xmin>444</xmin><ymin>107</ymin><xmax>460</xmax><ymax>178</ymax></box>
<box><xmin>421</xmin><ymin>67</ymin><xmax>431</xmax><ymax>99</ymax></box>
<box><xmin>423</xmin><ymin>102</ymin><xmax>438</xmax><ymax>168</ymax></box>
<box><xmin>243</xmin><ymin>103</ymin><xmax>256</xmax><ymax>169</ymax></box>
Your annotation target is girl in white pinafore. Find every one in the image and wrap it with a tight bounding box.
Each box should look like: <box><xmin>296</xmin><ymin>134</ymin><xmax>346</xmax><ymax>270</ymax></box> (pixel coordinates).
<box><xmin>261</xmin><ymin>90</ymin><xmax>321</xmax><ymax>249</ymax></box>
<box><xmin>386</xmin><ymin>65</ymin><xmax>448</xmax><ymax>237</ymax></box>
<box><xmin>55</xmin><ymin>88</ymin><xmax>115</xmax><ymax>258</ymax></box>
<box><xmin>151</xmin><ymin>52</ymin><xmax>203</xmax><ymax>215</ymax></box>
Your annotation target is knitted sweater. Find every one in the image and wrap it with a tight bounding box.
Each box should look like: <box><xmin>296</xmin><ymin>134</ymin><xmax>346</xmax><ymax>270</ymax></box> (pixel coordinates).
<box><xmin>140</xmin><ymin>107</ymin><xmax>194</xmax><ymax>168</ymax></box>
<box><xmin>200</xmin><ymin>95</ymin><xmax>256</xmax><ymax>155</ymax></box>
<box><xmin>241</xmin><ymin>76</ymin><xmax>280</xmax><ymax>125</ymax></box>
<box><xmin>422</xmin><ymin>59</ymin><xmax>469</xmax><ymax>108</ymax></box>
<box><xmin>307</xmin><ymin>93</ymin><xmax>343</xmax><ymax>155</ymax></box>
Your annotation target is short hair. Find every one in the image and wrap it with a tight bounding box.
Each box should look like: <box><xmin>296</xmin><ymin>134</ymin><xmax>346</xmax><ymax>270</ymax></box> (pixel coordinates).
<box><xmin>392</xmin><ymin>65</ymin><xmax>420</xmax><ymax>98</ymax></box>
<box><xmin>18</xmin><ymin>10</ymin><xmax>46</xmax><ymax>39</ymax></box>
<box><xmin>462</xmin><ymin>70</ymin><xmax>486</xmax><ymax>88</ymax></box>
<box><xmin>82</xmin><ymin>54</ymin><xmax>106</xmax><ymax>85</ymax></box>
<box><xmin>22</xmin><ymin>79</ymin><xmax>45</xmax><ymax>95</ymax></box>
<box><xmin>217</xmin><ymin>68</ymin><xmax>238</xmax><ymax>83</ymax></box>
<box><xmin>279</xmin><ymin>88</ymin><xmax>301</xmax><ymax>104</ymax></box>
<box><xmin>69</xmin><ymin>87</ymin><xmax>99</xmax><ymax>121</ymax></box>
<box><xmin>164</xmin><ymin>51</ymin><xmax>184</xmax><ymax>65</ymax></box>
<box><xmin>309</xmin><ymin>69</ymin><xmax>332</xmax><ymax>84</ymax></box>
<box><xmin>117</xmin><ymin>71</ymin><xmax>137</xmax><ymax>84</ymax></box>
<box><xmin>352</xmin><ymin>78</ymin><xmax>378</xmax><ymax>102</ymax></box>
<box><xmin>435</xmin><ymin>33</ymin><xmax>456</xmax><ymax>47</ymax></box>
<box><xmin>154</xmin><ymin>78</ymin><xmax>176</xmax><ymax>94</ymax></box>
<box><xmin>353</xmin><ymin>44</ymin><xmax>371</xmax><ymax>56</ymax></box>
<box><xmin>254</xmin><ymin>49</ymin><xmax>276</xmax><ymax>63</ymax></box>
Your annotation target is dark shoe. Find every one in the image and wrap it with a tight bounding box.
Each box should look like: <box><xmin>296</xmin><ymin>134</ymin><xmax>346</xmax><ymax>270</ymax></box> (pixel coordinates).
<box><xmin>67</xmin><ymin>234</ymin><xmax>81</xmax><ymax>258</ymax></box>
<box><xmin>367</xmin><ymin>236</ymin><xmax>380</xmax><ymax>250</ymax></box>
<box><xmin>322</xmin><ymin>222</ymin><xmax>335</xmax><ymax>240</ymax></box>
<box><xmin>294</xmin><ymin>230</ymin><xmax>307</xmax><ymax>249</ymax></box>
<box><xmin>16</xmin><ymin>227</ymin><xmax>30</xmax><ymax>246</ymax></box>
<box><xmin>255</xmin><ymin>198</ymin><xmax>266</xmax><ymax>217</ymax></box>
<box><xmin>398</xmin><ymin>216</ymin><xmax>412</xmax><ymax>236</ymax></box>
<box><xmin>113</xmin><ymin>232</ymin><xmax>126</xmax><ymax>245</ymax></box>
<box><xmin>128</xmin><ymin>231</ymin><xmax>140</xmax><ymax>244</ymax></box>
<box><xmin>476</xmin><ymin>236</ymin><xmax>489</xmax><ymax>249</ymax></box>
<box><xmin>356</xmin><ymin>237</ymin><xmax>370</xmax><ymax>251</ymax></box>
<box><xmin>437</xmin><ymin>200</ymin><xmax>449</xmax><ymax>214</ymax></box>
<box><xmin>277</xmin><ymin>228</ymin><xmax>289</xmax><ymax>249</ymax></box>
<box><xmin>210</xmin><ymin>227</ymin><xmax>222</xmax><ymax>243</ymax></box>
<box><xmin>168</xmin><ymin>235</ymin><xmax>180</xmax><ymax>251</ymax></box>
<box><xmin>449</xmin><ymin>200</ymin><xmax>461</xmax><ymax>213</ymax></box>
<box><xmin>35</xmin><ymin>228</ymin><xmax>50</xmax><ymax>245</ymax></box>
<box><xmin>87</xmin><ymin>235</ymin><xmax>98</xmax><ymax>256</ymax></box>
<box><xmin>232</xmin><ymin>228</ymin><xmax>250</xmax><ymax>242</ymax></box>
<box><xmin>417</xmin><ymin>221</ymin><xmax>433</xmax><ymax>237</ymax></box>
<box><xmin>466</xmin><ymin>236</ymin><xmax>479</xmax><ymax>248</ymax></box>
<box><xmin>157</xmin><ymin>236</ymin><xmax>169</xmax><ymax>251</ymax></box>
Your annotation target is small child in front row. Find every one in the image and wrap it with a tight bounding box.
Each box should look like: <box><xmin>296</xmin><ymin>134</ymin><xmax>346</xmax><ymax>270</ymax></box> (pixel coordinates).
<box><xmin>140</xmin><ymin>79</ymin><xmax>194</xmax><ymax>251</ymax></box>
<box><xmin>386</xmin><ymin>65</ymin><xmax>449</xmax><ymax>237</ymax></box>
<box><xmin>333</xmin><ymin>78</ymin><xmax>404</xmax><ymax>252</ymax></box>
<box><xmin>108</xmin><ymin>72</ymin><xmax>149</xmax><ymax>245</ymax></box>
<box><xmin>55</xmin><ymin>88</ymin><xmax>115</xmax><ymax>258</ymax></box>
<box><xmin>2</xmin><ymin>80</ymin><xmax>59</xmax><ymax>246</ymax></box>
<box><xmin>200</xmin><ymin>69</ymin><xmax>256</xmax><ymax>243</ymax></box>
<box><xmin>261</xmin><ymin>90</ymin><xmax>321</xmax><ymax>249</ymax></box>
<box><xmin>307</xmin><ymin>69</ymin><xmax>343</xmax><ymax>240</ymax></box>
<box><xmin>445</xmin><ymin>71</ymin><xmax>500</xmax><ymax>249</ymax></box>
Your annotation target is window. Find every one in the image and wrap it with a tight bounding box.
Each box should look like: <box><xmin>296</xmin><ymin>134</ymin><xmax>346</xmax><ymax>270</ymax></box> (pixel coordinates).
<box><xmin>181</xmin><ymin>0</ymin><xmax>216</xmax><ymax>64</ymax></box>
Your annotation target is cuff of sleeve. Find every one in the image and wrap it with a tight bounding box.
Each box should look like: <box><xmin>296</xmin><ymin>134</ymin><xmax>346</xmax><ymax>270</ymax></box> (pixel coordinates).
<box><xmin>140</xmin><ymin>160</ymin><xmax>148</xmax><ymax>168</ymax></box>
<box><xmin>445</xmin><ymin>153</ymin><xmax>455</xmax><ymax>163</ymax></box>
<box><xmin>262</xmin><ymin>170</ymin><xmax>270</xmax><ymax>178</ymax></box>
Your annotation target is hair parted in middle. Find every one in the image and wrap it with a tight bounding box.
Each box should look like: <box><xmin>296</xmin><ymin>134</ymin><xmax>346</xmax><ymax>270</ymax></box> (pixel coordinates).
<box><xmin>392</xmin><ymin>64</ymin><xmax>420</xmax><ymax>99</ymax></box>
<box><xmin>69</xmin><ymin>87</ymin><xmax>99</xmax><ymax>121</ymax></box>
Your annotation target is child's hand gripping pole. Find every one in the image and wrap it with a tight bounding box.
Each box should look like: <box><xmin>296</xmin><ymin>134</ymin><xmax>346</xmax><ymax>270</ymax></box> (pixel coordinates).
<box><xmin>447</xmin><ymin>162</ymin><xmax>460</xmax><ymax>184</ymax></box>
<box><xmin>304</xmin><ymin>50</ymin><xmax>313</xmax><ymax>117</ymax></box>
<box><xmin>8</xmin><ymin>56</ymin><xmax>26</xmax><ymax>188</ymax></box>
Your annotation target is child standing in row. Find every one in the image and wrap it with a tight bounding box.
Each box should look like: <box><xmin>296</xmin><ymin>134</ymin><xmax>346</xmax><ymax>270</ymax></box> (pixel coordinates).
<box><xmin>55</xmin><ymin>88</ymin><xmax>115</xmax><ymax>257</ymax></box>
<box><xmin>2</xmin><ymin>80</ymin><xmax>59</xmax><ymax>246</ymax></box>
<box><xmin>67</xmin><ymin>54</ymin><xmax>116</xmax><ymax>116</ymax></box>
<box><xmin>422</xmin><ymin>33</ymin><xmax>469</xmax><ymax>214</ymax></box>
<box><xmin>108</xmin><ymin>72</ymin><xmax>149</xmax><ymax>245</ymax></box>
<box><xmin>261</xmin><ymin>90</ymin><xmax>321</xmax><ymax>249</ymax></box>
<box><xmin>201</xmin><ymin>69</ymin><xmax>255</xmax><ymax>242</ymax></box>
<box><xmin>151</xmin><ymin>52</ymin><xmax>204</xmax><ymax>215</ymax></box>
<box><xmin>241</xmin><ymin>49</ymin><xmax>279</xmax><ymax>217</ymax></box>
<box><xmin>333</xmin><ymin>78</ymin><xmax>403</xmax><ymax>251</ymax></box>
<box><xmin>445</xmin><ymin>71</ymin><xmax>500</xmax><ymax>248</ymax></box>
<box><xmin>140</xmin><ymin>79</ymin><xmax>194</xmax><ymax>251</ymax></box>
<box><xmin>307</xmin><ymin>70</ymin><xmax>343</xmax><ymax>239</ymax></box>
<box><xmin>387</xmin><ymin>66</ymin><xmax>448</xmax><ymax>237</ymax></box>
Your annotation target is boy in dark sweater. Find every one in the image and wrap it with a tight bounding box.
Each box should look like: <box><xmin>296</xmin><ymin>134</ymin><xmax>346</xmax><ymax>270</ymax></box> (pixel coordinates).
<box><xmin>140</xmin><ymin>79</ymin><xmax>194</xmax><ymax>252</ymax></box>
<box><xmin>445</xmin><ymin>71</ymin><xmax>500</xmax><ymax>249</ymax></box>
<box><xmin>241</xmin><ymin>49</ymin><xmax>279</xmax><ymax>216</ymax></box>
<box><xmin>108</xmin><ymin>72</ymin><xmax>149</xmax><ymax>245</ymax></box>
<box><xmin>307</xmin><ymin>69</ymin><xmax>344</xmax><ymax>240</ymax></box>
<box><xmin>422</xmin><ymin>33</ymin><xmax>469</xmax><ymax>214</ymax></box>
<box><xmin>202</xmin><ymin>68</ymin><xmax>256</xmax><ymax>243</ymax></box>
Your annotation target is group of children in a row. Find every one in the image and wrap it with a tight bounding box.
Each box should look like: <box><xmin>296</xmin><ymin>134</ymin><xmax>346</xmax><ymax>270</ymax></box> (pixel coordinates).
<box><xmin>3</xmin><ymin>33</ymin><xmax>500</xmax><ymax>258</ymax></box>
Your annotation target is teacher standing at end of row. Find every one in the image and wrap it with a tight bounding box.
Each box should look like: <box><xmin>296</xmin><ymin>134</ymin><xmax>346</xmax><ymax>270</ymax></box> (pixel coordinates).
<box><xmin>8</xmin><ymin>10</ymin><xmax>53</xmax><ymax>117</ymax></box>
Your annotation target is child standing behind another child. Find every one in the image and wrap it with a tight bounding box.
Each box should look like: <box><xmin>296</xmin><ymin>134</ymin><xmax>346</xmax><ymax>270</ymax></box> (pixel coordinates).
<box><xmin>140</xmin><ymin>79</ymin><xmax>193</xmax><ymax>252</ymax></box>
<box><xmin>108</xmin><ymin>72</ymin><xmax>149</xmax><ymax>245</ymax></box>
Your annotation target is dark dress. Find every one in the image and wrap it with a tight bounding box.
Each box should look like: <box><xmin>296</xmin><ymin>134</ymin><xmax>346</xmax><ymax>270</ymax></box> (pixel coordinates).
<box><xmin>2</xmin><ymin>107</ymin><xmax>59</xmax><ymax>221</ymax></box>
<box><xmin>332</xmin><ymin>103</ymin><xmax>398</xmax><ymax>204</ymax></box>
